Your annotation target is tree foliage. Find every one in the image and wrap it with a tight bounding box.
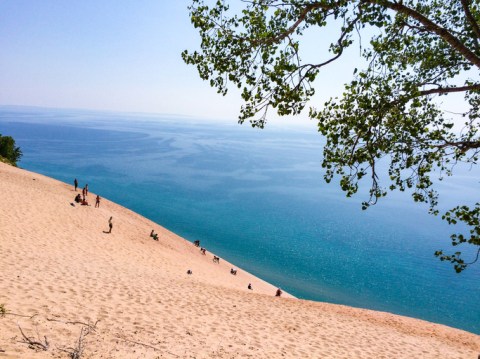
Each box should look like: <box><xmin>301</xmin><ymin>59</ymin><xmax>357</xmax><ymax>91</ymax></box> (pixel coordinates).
<box><xmin>0</xmin><ymin>134</ymin><xmax>23</xmax><ymax>166</ymax></box>
<box><xmin>183</xmin><ymin>0</ymin><xmax>480</xmax><ymax>272</ymax></box>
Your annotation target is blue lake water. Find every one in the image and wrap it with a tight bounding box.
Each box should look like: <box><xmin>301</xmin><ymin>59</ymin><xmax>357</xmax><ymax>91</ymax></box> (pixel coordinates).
<box><xmin>1</xmin><ymin>106</ymin><xmax>479</xmax><ymax>334</ymax></box>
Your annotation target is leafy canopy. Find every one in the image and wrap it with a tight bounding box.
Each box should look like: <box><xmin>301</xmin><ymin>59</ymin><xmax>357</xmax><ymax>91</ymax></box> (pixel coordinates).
<box><xmin>0</xmin><ymin>134</ymin><xmax>23</xmax><ymax>166</ymax></box>
<box><xmin>183</xmin><ymin>0</ymin><xmax>480</xmax><ymax>272</ymax></box>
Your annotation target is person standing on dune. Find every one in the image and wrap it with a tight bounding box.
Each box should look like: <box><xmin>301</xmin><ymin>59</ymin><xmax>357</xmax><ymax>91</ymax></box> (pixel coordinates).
<box><xmin>74</xmin><ymin>178</ymin><xmax>78</xmax><ymax>191</ymax></box>
<box><xmin>108</xmin><ymin>216</ymin><xmax>113</xmax><ymax>233</ymax></box>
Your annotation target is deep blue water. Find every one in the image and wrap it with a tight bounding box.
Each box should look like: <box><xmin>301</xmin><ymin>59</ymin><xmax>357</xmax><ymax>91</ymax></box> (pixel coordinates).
<box><xmin>1</xmin><ymin>106</ymin><xmax>479</xmax><ymax>334</ymax></box>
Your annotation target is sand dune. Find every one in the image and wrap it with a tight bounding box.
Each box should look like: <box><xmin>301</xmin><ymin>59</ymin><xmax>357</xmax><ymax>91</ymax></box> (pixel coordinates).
<box><xmin>0</xmin><ymin>162</ymin><xmax>478</xmax><ymax>358</ymax></box>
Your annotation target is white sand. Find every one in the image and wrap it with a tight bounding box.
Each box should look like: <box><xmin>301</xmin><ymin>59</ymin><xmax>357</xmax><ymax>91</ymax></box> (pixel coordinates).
<box><xmin>0</xmin><ymin>162</ymin><xmax>478</xmax><ymax>358</ymax></box>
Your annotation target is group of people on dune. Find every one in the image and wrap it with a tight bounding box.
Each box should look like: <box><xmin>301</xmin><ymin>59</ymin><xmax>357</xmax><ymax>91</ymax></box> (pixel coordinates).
<box><xmin>73</xmin><ymin>178</ymin><xmax>112</xmax><ymax>233</ymax></box>
<box><xmin>73</xmin><ymin>178</ymin><xmax>100</xmax><ymax>208</ymax></box>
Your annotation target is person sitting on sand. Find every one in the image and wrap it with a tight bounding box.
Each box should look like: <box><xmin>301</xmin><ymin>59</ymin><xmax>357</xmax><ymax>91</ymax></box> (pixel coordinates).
<box><xmin>248</xmin><ymin>283</ymin><xmax>252</xmax><ymax>290</ymax></box>
<box><xmin>200</xmin><ymin>247</ymin><xmax>206</xmax><ymax>255</ymax></box>
<box><xmin>275</xmin><ymin>288</ymin><xmax>282</xmax><ymax>297</ymax></box>
<box><xmin>187</xmin><ymin>269</ymin><xmax>192</xmax><ymax>275</ymax></box>
<box><xmin>150</xmin><ymin>229</ymin><xmax>159</xmax><ymax>241</ymax></box>
<box><xmin>74</xmin><ymin>193</ymin><xmax>82</xmax><ymax>203</ymax></box>
<box><xmin>230</xmin><ymin>268</ymin><xmax>237</xmax><ymax>275</ymax></box>
<box><xmin>81</xmin><ymin>199</ymin><xmax>89</xmax><ymax>206</ymax></box>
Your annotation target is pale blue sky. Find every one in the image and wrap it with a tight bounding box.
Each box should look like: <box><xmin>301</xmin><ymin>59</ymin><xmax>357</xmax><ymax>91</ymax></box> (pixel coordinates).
<box><xmin>0</xmin><ymin>1</ymin><xmax>356</xmax><ymax>126</ymax></box>
<box><xmin>0</xmin><ymin>1</ymin><xmax>242</xmax><ymax>119</ymax></box>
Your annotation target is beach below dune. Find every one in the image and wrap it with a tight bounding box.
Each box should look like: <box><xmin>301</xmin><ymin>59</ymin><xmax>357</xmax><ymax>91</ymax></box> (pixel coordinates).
<box><xmin>0</xmin><ymin>162</ymin><xmax>479</xmax><ymax>358</ymax></box>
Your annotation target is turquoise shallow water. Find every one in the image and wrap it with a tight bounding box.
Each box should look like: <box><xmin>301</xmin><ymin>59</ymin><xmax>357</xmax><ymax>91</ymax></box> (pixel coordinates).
<box><xmin>1</xmin><ymin>106</ymin><xmax>479</xmax><ymax>334</ymax></box>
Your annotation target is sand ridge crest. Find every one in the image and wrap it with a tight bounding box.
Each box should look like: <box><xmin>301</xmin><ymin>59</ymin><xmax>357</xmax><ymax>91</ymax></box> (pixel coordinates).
<box><xmin>0</xmin><ymin>162</ymin><xmax>479</xmax><ymax>358</ymax></box>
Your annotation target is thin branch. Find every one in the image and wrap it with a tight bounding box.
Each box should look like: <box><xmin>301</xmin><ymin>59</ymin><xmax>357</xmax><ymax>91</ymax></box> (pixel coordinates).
<box><xmin>466</xmin><ymin>247</ymin><xmax>480</xmax><ymax>265</ymax></box>
<box><xmin>418</xmin><ymin>84</ymin><xmax>480</xmax><ymax>96</ymax></box>
<box><xmin>116</xmin><ymin>334</ymin><xmax>180</xmax><ymax>358</ymax></box>
<box><xmin>387</xmin><ymin>83</ymin><xmax>480</xmax><ymax>108</ymax></box>
<box><xmin>17</xmin><ymin>324</ymin><xmax>49</xmax><ymax>351</ymax></box>
<box><xmin>460</xmin><ymin>0</ymin><xmax>480</xmax><ymax>42</ymax></box>
<box><xmin>291</xmin><ymin>10</ymin><xmax>362</xmax><ymax>96</ymax></box>
<box><xmin>46</xmin><ymin>318</ymin><xmax>99</xmax><ymax>331</ymax></box>
<box><xmin>5</xmin><ymin>312</ymin><xmax>38</xmax><ymax>319</ymax></box>
<box><xmin>249</xmin><ymin>2</ymin><xmax>346</xmax><ymax>46</ymax></box>
<box><xmin>250</xmin><ymin>3</ymin><xmax>317</xmax><ymax>46</ymax></box>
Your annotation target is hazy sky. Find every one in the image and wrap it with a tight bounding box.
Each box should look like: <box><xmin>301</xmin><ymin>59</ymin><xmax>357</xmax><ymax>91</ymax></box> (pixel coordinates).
<box><xmin>1</xmin><ymin>1</ymin><xmax>361</xmax><ymax>126</ymax></box>
<box><xmin>1</xmin><ymin>1</ymin><xmax>230</xmax><ymax>116</ymax></box>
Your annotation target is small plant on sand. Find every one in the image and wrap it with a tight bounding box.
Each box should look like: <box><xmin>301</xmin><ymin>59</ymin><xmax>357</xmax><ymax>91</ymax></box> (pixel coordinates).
<box><xmin>0</xmin><ymin>304</ymin><xmax>6</xmax><ymax>317</ymax></box>
<box><xmin>18</xmin><ymin>324</ymin><xmax>49</xmax><ymax>351</ymax></box>
<box><xmin>58</xmin><ymin>320</ymin><xmax>98</xmax><ymax>359</ymax></box>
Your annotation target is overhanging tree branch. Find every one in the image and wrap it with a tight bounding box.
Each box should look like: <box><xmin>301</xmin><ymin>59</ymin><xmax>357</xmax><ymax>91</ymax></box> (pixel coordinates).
<box><xmin>375</xmin><ymin>0</ymin><xmax>480</xmax><ymax>68</ymax></box>
<box><xmin>185</xmin><ymin>0</ymin><xmax>480</xmax><ymax>271</ymax></box>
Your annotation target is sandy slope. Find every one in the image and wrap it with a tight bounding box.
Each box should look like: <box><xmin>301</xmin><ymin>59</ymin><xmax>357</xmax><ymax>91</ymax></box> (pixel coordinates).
<box><xmin>0</xmin><ymin>162</ymin><xmax>478</xmax><ymax>359</ymax></box>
